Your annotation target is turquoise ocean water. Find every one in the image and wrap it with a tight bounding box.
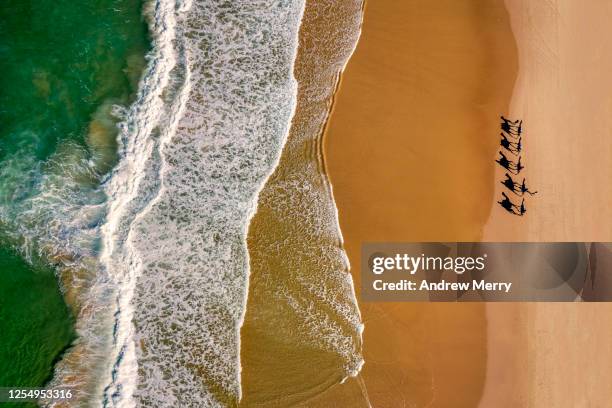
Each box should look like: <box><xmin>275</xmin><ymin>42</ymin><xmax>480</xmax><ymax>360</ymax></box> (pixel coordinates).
<box><xmin>0</xmin><ymin>0</ymin><xmax>149</xmax><ymax>402</ymax></box>
<box><xmin>1</xmin><ymin>0</ymin><xmax>363</xmax><ymax>404</ymax></box>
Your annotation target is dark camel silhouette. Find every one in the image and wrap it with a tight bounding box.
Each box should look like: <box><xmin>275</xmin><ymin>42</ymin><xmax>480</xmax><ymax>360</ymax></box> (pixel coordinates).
<box><xmin>501</xmin><ymin>173</ymin><xmax>537</xmax><ymax>197</ymax></box>
<box><xmin>496</xmin><ymin>152</ymin><xmax>514</xmax><ymax>171</ymax></box>
<box><xmin>500</xmin><ymin>116</ymin><xmax>522</xmax><ymax>136</ymax></box>
<box><xmin>501</xmin><ymin>173</ymin><xmax>519</xmax><ymax>194</ymax></box>
<box><xmin>496</xmin><ymin>152</ymin><xmax>523</xmax><ymax>174</ymax></box>
<box><xmin>500</xmin><ymin>133</ymin><xmax>521</xmax><ymax>155</ymax></box>
<box><xmin>498</xmin><ymin>192</ymin><xmax>521</xmax><ymax>215</ymax></box>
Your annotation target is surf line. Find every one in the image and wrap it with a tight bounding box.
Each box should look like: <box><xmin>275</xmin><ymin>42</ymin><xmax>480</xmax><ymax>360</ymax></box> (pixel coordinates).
<box><xmin>237</xmin><ymin>0</ymin><xmax>307</xmax><ymax>400</ymax></box>
<box><xmin>99</xmin><ymin>0</ymin><xmax>192</xmax><ymax>405</ymax></box>
<box><xmin>315</xmin><ymin>0</ymin><xmax>368</xmax><ymax>383</ymax></box>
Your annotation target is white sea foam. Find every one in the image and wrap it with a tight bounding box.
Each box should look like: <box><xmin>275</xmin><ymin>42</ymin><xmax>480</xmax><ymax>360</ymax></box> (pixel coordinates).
<box><xmin>99</xmin><ymin>0</ymin><xmax>191</xmax><ymax>405</ymax></box>
<box><xmin>100</xmin><ymin>0</ymin><xmax>306</xmax><ymax>406</ymax></box>
<box><xmin>3</xmin><ymin>0</ymin><xmax>364</xmax><ymax>405</ymax></box>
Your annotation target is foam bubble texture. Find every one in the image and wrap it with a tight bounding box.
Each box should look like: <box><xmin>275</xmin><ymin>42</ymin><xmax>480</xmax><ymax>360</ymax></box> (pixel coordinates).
<box><xmin>115</xmin><ymin>0</ymin><xmax>305</xmax><ymax>405</ymax></box>
<box><xmin>241</xmin><ymin>1</ymin><xmax>366</xmax><ymax>403</ymax></box>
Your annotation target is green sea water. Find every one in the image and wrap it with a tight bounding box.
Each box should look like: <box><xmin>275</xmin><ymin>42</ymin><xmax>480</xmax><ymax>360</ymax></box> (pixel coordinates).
<box><xmin>0</xmin><ymin>248</ymin><xmax>74</xmax><ymax>408</ymax></box>
<box><xmin>0</xmin><ymin>0</ymin><xmax>149</xmax><ymax>400</ymax></box>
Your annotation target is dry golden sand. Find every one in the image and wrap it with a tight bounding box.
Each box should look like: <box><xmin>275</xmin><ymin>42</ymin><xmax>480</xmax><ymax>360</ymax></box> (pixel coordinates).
<box><xmin>481</xmin><ymin>1</ymin><xmax>612</xmax><ymax>407</ymax></box>
<box><xmin>318</xmin><ymin>0</ymin><xmax>518</xmax><ymax>407</ymax></box>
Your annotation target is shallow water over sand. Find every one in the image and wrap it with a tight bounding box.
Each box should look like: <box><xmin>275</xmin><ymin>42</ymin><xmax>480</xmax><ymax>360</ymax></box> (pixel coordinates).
<box><xmin>241</xmin><ymin>0</ymin><xmax>365</xmax><ymax>406</ymax></box>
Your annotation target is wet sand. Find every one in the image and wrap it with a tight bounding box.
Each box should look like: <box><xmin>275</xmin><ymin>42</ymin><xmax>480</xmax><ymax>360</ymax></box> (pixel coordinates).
<box><xmin>244</xmin><ymin>0</ymin><xmax>612</xmax><ymax>405</ymax></box>
<box><xmin>240</xmin><ymin>0</ymin><xmax>365</xmax><ymax>406</ymax></box>
<box><xmin>481</xmin><ymin>1</ymin><xmax>612</xmax><ymax>407</ymax></box>
<box><xmin>320</xmin><ymin>0</ymin><xmax>518</xmax><ymax>406</ymax></box>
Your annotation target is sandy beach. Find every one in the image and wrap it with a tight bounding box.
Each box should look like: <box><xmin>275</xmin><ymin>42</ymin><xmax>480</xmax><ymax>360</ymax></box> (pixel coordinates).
<box><xmin>319</xmin><ymin>0</ymin><xmax>518</xmax><ymax>406</ymax></box>
<box><xmin>317</xmin><ymin>0</ymin><xmax>612</xmax><ymax>406</ymax></box>
<box><xmin>482</xmin><ymin>1</ymin><xmax>612</xmax><ymax>406</ymax></box>
<box><xmin>4</xmin><ymin>0</ymin><xmax>612</xmax><ymax>405</ymax></box>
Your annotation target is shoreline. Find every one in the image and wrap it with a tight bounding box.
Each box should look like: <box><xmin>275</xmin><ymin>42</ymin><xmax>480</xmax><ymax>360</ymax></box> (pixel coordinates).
<box><xmin>240</xmin><ymin>0</ymin><xmax>366</xmax><ymax>405</ymax></box>
<box><xmin>0</xmin><ymin>0</ymin><xmax>150</xmax><ymax>401</ymax></box>
<box><xmin>319</xmin><ymin>0</ymin><xmax>518</xmax><ymax>405</ymax></box>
